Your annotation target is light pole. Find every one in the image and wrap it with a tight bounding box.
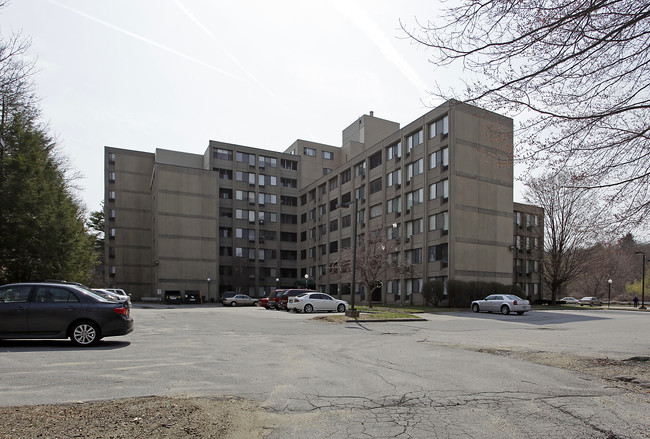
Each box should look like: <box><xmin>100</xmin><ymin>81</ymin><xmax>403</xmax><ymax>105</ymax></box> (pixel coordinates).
<box><xmin>607</xmin><ymin>279</ymin><xmax>612</xmax><ymax>309</ymax></box>
<box><xmin>275</xmin><ymin>277</ymin><xmax>279</xmax><ymax>289</ymax></box>
<box><xmin>634</xmin><ymin>251</ymin><xmax>646</xmax><ymax>309</ymax></box>
<box><xmin>207</xmin><ymin>278</ymin><xmax>211</xmax><ymax>303</ymax></box>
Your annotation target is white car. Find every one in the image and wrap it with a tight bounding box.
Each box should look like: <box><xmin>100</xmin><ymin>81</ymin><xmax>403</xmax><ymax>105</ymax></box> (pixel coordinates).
<box><xmin>287</xmin><ymin>292</ymin><xmax>348</xmax><ymax>313</ymax></box>
<box><xmin>561</xmin><ymin>297</ymin><xmax>580</xmax><ymax>304</ymax></box>
<box><xmin>471</xmin><ymin>294</ymin><xmax>530</xmax><ymax>315</ymax></box>
<box><xmin>579</xmin><ymin>296</ymin><xmax>602</xmax><ymax>306</ymax></box>
<box><xmin>94</xmin><ymin>288</ymin><xmax>131</xmax><ymax>306</ymax></box>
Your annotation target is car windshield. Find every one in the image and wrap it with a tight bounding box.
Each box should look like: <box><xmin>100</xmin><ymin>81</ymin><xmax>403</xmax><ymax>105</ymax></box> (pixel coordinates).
<box><xmin>76</xmin><ymin>284</ymin><xmax>114</xmax><ymax>302</ymax></box>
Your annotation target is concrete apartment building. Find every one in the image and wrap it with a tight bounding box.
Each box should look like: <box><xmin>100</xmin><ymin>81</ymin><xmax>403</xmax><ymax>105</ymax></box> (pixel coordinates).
<box><xmin>104</xmin><ymin>100</ymin><xmax>544</xmax><ymax>303</ymax></box>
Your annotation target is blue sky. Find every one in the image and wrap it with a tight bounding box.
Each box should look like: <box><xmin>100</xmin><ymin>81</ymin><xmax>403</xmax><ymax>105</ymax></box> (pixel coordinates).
<box><xmin>2</xmin><ymin>0</ymin><xmax>523</xmax><ymax>212</ymax></box>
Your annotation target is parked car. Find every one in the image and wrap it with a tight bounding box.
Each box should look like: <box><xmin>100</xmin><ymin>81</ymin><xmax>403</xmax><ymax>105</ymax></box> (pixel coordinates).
<box><xmin>267</xmin><ymin>289</ymin><xmax>286</xmax><ymax>310</ymax></box>
<box><xmin>0</xmin><ymin>282</ymin><xmax>134</xmax><ymax>346</ymax></box>
<box><xmin>579</xmin><ymin>297</ymin><xmax>602</xmax><ymax>306</ymax></box>
<box><xmin>277</xmin><ymin>289</ymin><xmax>315</xmax><ymax>310</ymax></box>
<box><xmin>223</xmin><ymin>294</ymin><xmax>258</xmax><ymax>307</ymax></box>
<box><xmin>104</xmin><ymin>288</ymin><xmax>130</xmax><ymax>299</ymax></box>
<box><xmin>258</xmin><ymin>289</ymin><xmax>283</xmax><ymax>309</ymax></box>
<box><xmin>471</xmin><ymin>294</ymin><xmax>531</xmax><ymax>315</ymax></box>
<box><xmin>560</xmin><ymin>297</ymin><xmax>580</xmax><ymax>305</ymax></box>
<box><xmin>93</xmin><ymin>288</ymin><xmax>131</xmax><ymax>307</ymax></box>
<box><xmin>287</xmin><ymin>292</ymin><xmax>349</xmax><ymax>313</ymax></box>
<box><xmin>220</xmin><ymin>291</ymin><xmax>237</xmax><ymax>304</ymax></box>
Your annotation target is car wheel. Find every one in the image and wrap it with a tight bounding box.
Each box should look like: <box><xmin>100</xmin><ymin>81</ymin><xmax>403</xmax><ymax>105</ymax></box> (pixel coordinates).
<box><xmin>253</xmin><ymin>301</ymin><xmax>258</xmax><ymax>306</ymax></box>
<box><xmin>501</xmin><ymin>305</ymin><xmax>510</xmax><ymax>315</ymax></box>
<box><xmin>304</xmin><ymin>304</ymin><xmax>314</xmax><ymax>313</ymax></box>
<box><xmin>337</xmin><ymin>304</ymin><xmax>345</xmax><ymax>313</ymax></box>
<box><xmin>472</xmin><ymin>303</ymin><xmax>480</xmax><ymax>313</ymax></box>
<box><xmin>70</xmin><ymin>321</ymin><xmax>100</xmax><ymax>347</ymax></box>
<box><xmin>231</xmin><ymin>301</ymin><xmax>237</xmax><ymax>307</ymax></box>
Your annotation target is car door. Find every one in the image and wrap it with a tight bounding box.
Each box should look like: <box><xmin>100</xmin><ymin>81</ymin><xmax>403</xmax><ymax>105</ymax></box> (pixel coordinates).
<box><xmin>28</xmin><ymin>286</ymin><xmax>83</xmax><ymax>335</ymax></box>
<box><xmin>483</xmin><ymin>295</ymin><xmax>496</xmax><ymax>312</ymax></box>
<box><xmin>319</xmin><ymin>294</ymin><xmax>336</xmax><ymax>311</ymax></box>
<box><xmin>0</xmin><ymin>285</ymin><xmax>33</xmax><ymax>334</ymax></box>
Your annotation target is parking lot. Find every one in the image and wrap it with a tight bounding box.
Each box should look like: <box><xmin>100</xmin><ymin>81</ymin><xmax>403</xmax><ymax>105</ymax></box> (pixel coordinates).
<box><xmin>1</xmin><ymin>306</ymin><xmax>649</xmax><ymax>438</ymax></box>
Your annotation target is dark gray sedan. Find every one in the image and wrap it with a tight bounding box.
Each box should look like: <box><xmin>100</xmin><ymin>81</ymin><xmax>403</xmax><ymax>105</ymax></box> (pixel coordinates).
<box><xmin>0</xmin><ymin>282</ymin><xmax>134</xmax><ymax>346</ymax></box>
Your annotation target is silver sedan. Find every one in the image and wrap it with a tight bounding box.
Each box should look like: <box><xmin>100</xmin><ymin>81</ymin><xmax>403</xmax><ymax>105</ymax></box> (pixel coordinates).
<box><xmin>223</xmin><ymin>294</ymin><xmax>258</xmax><ymax>307</ymax></box>
<box><xmin>471</xmin><ymin>294</ymin><xmax>531</xmax><ymax>315</ymax></box>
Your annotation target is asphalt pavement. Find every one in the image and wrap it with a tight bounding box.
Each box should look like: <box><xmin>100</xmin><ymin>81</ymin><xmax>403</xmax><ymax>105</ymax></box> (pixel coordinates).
<box><xmin>1</xmin><ymin>306</ymin><xmax>648</xmax><ymax>438</ymax></box>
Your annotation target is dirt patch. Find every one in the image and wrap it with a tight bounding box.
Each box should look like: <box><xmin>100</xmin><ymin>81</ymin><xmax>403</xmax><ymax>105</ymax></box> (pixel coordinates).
<box><xmin>0</xmin><ymin>395</ymin><xmax>279</xmax><ymax>439</ymax></box>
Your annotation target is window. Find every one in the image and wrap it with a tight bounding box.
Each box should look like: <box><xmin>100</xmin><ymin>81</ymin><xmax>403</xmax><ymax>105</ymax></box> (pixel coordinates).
<box><xmin>215</xmin><ymin>148</ymin><xmax>233</xmax><ymax>161</ymax></box>
<box><xmin>388</xmin><ymin>223</ymin><xmax>401</xmax><ymax>239</ymax></box>
<box><xmin>220</xmin><ymin>207</ymin><xmax>233</xmax><ymax>218</ymax></box>
<box><xmin>387</xmin><ymin>141</ymin><xmax>401</xmax><ymax>160</ymax></box>
<box><xmin>387</xmin><ymin>169</ymin><xmax>401</xmax><ymax>187</ymax></box>
<box><xmin>280</xmin><ymin>195</ymin><xmax>297</xmax><ymax>206</ymax></box>
<box><xmin>217</xmin><ymin>168</ymin><xmax>233</xmax><ymax>180</ymax></box>
<box><xmin>109</xmin><ymin>228</ymin><xmax>116</xmax><ymax>239</ymax></box>
<box><xmin>258</xmin><ymin>174</ymin><xmax>277</xmax><ymax>187</ymax></box>
<box><xmin>355</xmin><ymin>161</ymin><xmax>366</xmax><ymax>177</ymax></box>
<box><xmin>429</xmin><ymin>148</ymin><xmax>449</xmax><ymax>169</ymax></box>
<box><xmin>340</xmin><ymin>169</ymin><xmax>351</xmax><ymax>184</ymax></box>
<box><xmin>323</xmin><ymin>168</ymin><xmax>332</xmax><ymax>175</ymax></box>
<box><xmin>515</xmin><ymin>212</ymin><xmax>522</xmax><ymax>226</ymax></box>
<box><xmin>108</xmin><ymin>153</ymin><xmax>116</xmax><ymax>164</ymax></box>
<box><xmin>406</xmin><ymin>278</ymin><xmax>422</xmax><ymax>296</ymax></box>
<box><xmin>370</xmin><ymin>203</ymin><xmax>383</xmax><ymax>218</ymax></box>
<box><xmin>406</xmin><ymin>218</ymin><xmax>423</xmax><ymax>237</ymax></box>
<box><xmin>407</xmin><ymin>158</ymin><xmax>424</xmax><ymax>180</ymax></box>
<box><xmin>387</xmin><ymin>196</ymin><xmax>402</xmax><ymax>214</ymax></box>
<box><xmin>304</xmin><ymin>147</ymin><xmax>316</xmax><ymax>157</ymax></box>
<box><xmin>108</xmin><ymin>209</ymin><xmax>116</xmax><ymax>221</ymax></box>
<box><xmin>319</xmin><ymin>204</ymin><xmax>327</xmax><ymax>215</ymax></box>
<box><xmin>369</xmin><ymin>152</ymin><xmax>382</xmax><ymax>170</ymax></box>
<box><xmin>341</xmin><ymin>192</ymin><xmax>351</xmax><ymax>205</ymax></box>
<box><xmin>428</xmin><ymin>243</ymin><xmax>449</xmax><ymax>263</ymax></box>
<box><xmin>219</xmin><ymin>188</ymin><xmax>232</xmax><ymax>199</ymax></box>
<box><xmin>330</xmin><ymin>219</ymin><xmax>338</xmax><ymax>232</ymax></box>
<box><xmin>219</xmin><ymin>227</ymin><xmax>232</xmax><ymax>237</ymax></box>
<box><xmin>258</xmin><ymin>155</ymin><xmax>277</xmax><ymax>168</ymax></box>
<box><xmin>369</xmin><ymin>177</ymin><xmax>382</xmax><ymax>194</ymax></box>
<box><xmin>236</xmin><ymin>152</ymin><xmax>256</xmax><ymax>166</ymax></box>
<box><xmin>406</xmin><ymin>188</ymin><xmax>424</xmax><ymax>209</ymax></box>
<box><xmin>108</xmin><ymin>191</ymin><xmax>115</xmax><ymax>202</ymax></box>
<box><xmin>0</xmin><ymin>285</ymin><xmax>31</xmax><ymax>303</ymax></box>
<box><xmin>406</xmin><ymin>248</ymin><xmax>423</xmax><ymax>264</ymax></box>
<box><xmin>220</xmin><ymin>246</ymin><xmax>233</xmax><ymax>256</ymax></box>
<box><xmin>281</xmin><ymin>177</ymin><xmax>297</xmax><ymax>188</ymax></box>
<box><xmin>330</xmin><ymin>199</ymin><xmax>338</xmax><ymax>212</ymax></box>
<box><xmin>428</xmin><ymin>115</ymin><xmax>449</xmax><ymax>138</ymax></box>
<box><xmin>323</xmin><ymin>151</ymin><xmax>334</xmax><ymax>160</ymax></box>
<box><xmin>329</xmin><ymin>176</ymin><xmax>338</xmax><ymax>190</ymax></box>
<box><xmin>108</xmin><ymin>172</ymin><xmax>116</xmax><ymax>183</ymax></box>
<box><xmin>281</xmin><ymin>214</ymin><xmax>297</xmax><ymax>224</ymax></box>
<box><xmin>281</xmin><ymin>159</ymin><xmax>297</xmax><ymax>170</ymax></box>
<box><xmin>357</xmin><ymin>208</ymin><xmax>365</xmax><ymax>224</ymax></box>
<box><xmin>329</xmin><ymin>241</ymin><xmax>338</xmax><ymax>253</ymax></box>
<box><xmin>342</xmin><ymin>215</ymin><xmax>351</xmax><ymax>229</ymax></box>
<box><xmin>280</xmin><ymin>232</ymin><xmax>297</xmax><ymax>242</ymax></box>
<box><xmin>259</xmin><ymin>193</ymin><xmax>277</xmax><ymax>205</ymax></box>
<box><xmin>406</xmin><ymin>129</ymin><xmax>423</xmax><ymax>152</ymax></box>
<box><xmin>429</xmin><ymin>211</ymin><xmax>449</xmax><ymax>232</ymax></box>
<box><xmin>429</xmin><ymin>179</ymin><xmax>449</xmax><ymax>200</ymax></box>
<box><xmin>355</xmin><ymin>185</ymin><xmax>366</xmax><ymax>200</ymax></box>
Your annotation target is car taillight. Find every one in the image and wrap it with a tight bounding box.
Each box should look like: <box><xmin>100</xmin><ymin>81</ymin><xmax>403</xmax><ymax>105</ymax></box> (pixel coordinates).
<box><xmin>513</xmin><ymin>300</ymin><xmax>518</xmax><ymax>305</ymax></box>
<box><xmin>113</xmin><ymin>307</ymin><xmax>128</xmax><ymax>315</ymax></box>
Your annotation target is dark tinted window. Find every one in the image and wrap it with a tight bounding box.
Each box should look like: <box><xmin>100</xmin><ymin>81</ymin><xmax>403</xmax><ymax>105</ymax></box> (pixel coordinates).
<box><xmin>0</xmin><ymin>286</ymin><xmax>31</xmax><ymax>303</ymax></box>
<box><xmin>35</xmin><ymin>287</ymin><xmax>80</xmax><ymax>303</ymax></box>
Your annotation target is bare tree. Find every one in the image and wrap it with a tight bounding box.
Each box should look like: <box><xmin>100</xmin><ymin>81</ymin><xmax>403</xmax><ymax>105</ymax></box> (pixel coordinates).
<box><xmin>330</xmin><ymin>226</ymin><xmax>411</xmax><ymax>308</ymax></box>
<box><xmin>524</xmin><ymin>172</ymin><xmax>611</xmax><ymax>303</ymax></box>
<box><xmin>403</xmin><ymin>0</ymin><xmax>650</xmax><ymax>228</ymax></box>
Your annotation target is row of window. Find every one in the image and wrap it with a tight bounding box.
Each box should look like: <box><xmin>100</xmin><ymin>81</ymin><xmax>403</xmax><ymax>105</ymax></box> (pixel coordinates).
<box><xmin>301</xmin><ymin>148</ymin><xmax>449</xmax><ymax>205</ymax></box>
<box><xmin>214</xmin><ymin>148</ymin><xmax>298</xmax><ymax>170</ymax></box>
<box><xmin>514</xmin><ymin>212</ymin><xmax>541</xmax><ymax>228</ymax></box>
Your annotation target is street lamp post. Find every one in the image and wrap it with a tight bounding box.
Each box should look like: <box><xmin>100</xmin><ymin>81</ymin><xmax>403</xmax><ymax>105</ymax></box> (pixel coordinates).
<box><xmin>634</xmin><ymin>251</ymin><xmax>646</xmax><ymax>309</ymax></box>
<box><xmin>207</xmin><ymin>278</ymin><xmax>211</xmax><ymax>303</ymax></box>
<box><xmin>608</xmin><ymin>279</ymin><xmax>612</xmax><ymax>309</ymax></box>
<box><xmin>275</xmin><ymin>277</ymin><xmax>279</xmax><ymax>289</ymax></box>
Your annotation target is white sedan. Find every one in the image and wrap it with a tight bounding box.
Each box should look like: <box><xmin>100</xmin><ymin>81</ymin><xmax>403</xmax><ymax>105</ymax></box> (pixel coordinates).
<box><xmin>287</xmin><ymin>292</ymin><xmax>348</xmax><ymax>313</ymax></box>
<box><xmin>471</xmin><ymin>294</ymin><xmax>530</xmax><ymax>315</ymax></box>
<box><xmin>560</xmin><ymin>297</ymin><xmax>580</xmax><ymax>305</ymax></box>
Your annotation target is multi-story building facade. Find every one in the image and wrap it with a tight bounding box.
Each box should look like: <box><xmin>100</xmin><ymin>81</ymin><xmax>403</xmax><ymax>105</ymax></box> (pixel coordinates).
<box><xmin>104</xmin><ymin>100</ymin><xmax>543</xmax><ymax>303</ymax></box>
<box><xmin>513</xmin><ymin>202</ymin><xmax>544</xmax><ymax>299</ymax></box>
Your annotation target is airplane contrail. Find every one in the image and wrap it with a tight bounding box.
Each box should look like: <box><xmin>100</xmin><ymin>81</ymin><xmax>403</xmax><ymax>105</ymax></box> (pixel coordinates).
<box><xmin>48</xmin><ymin>0</ymin><xmax>243</xmax><ymax>82</ymax></box>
